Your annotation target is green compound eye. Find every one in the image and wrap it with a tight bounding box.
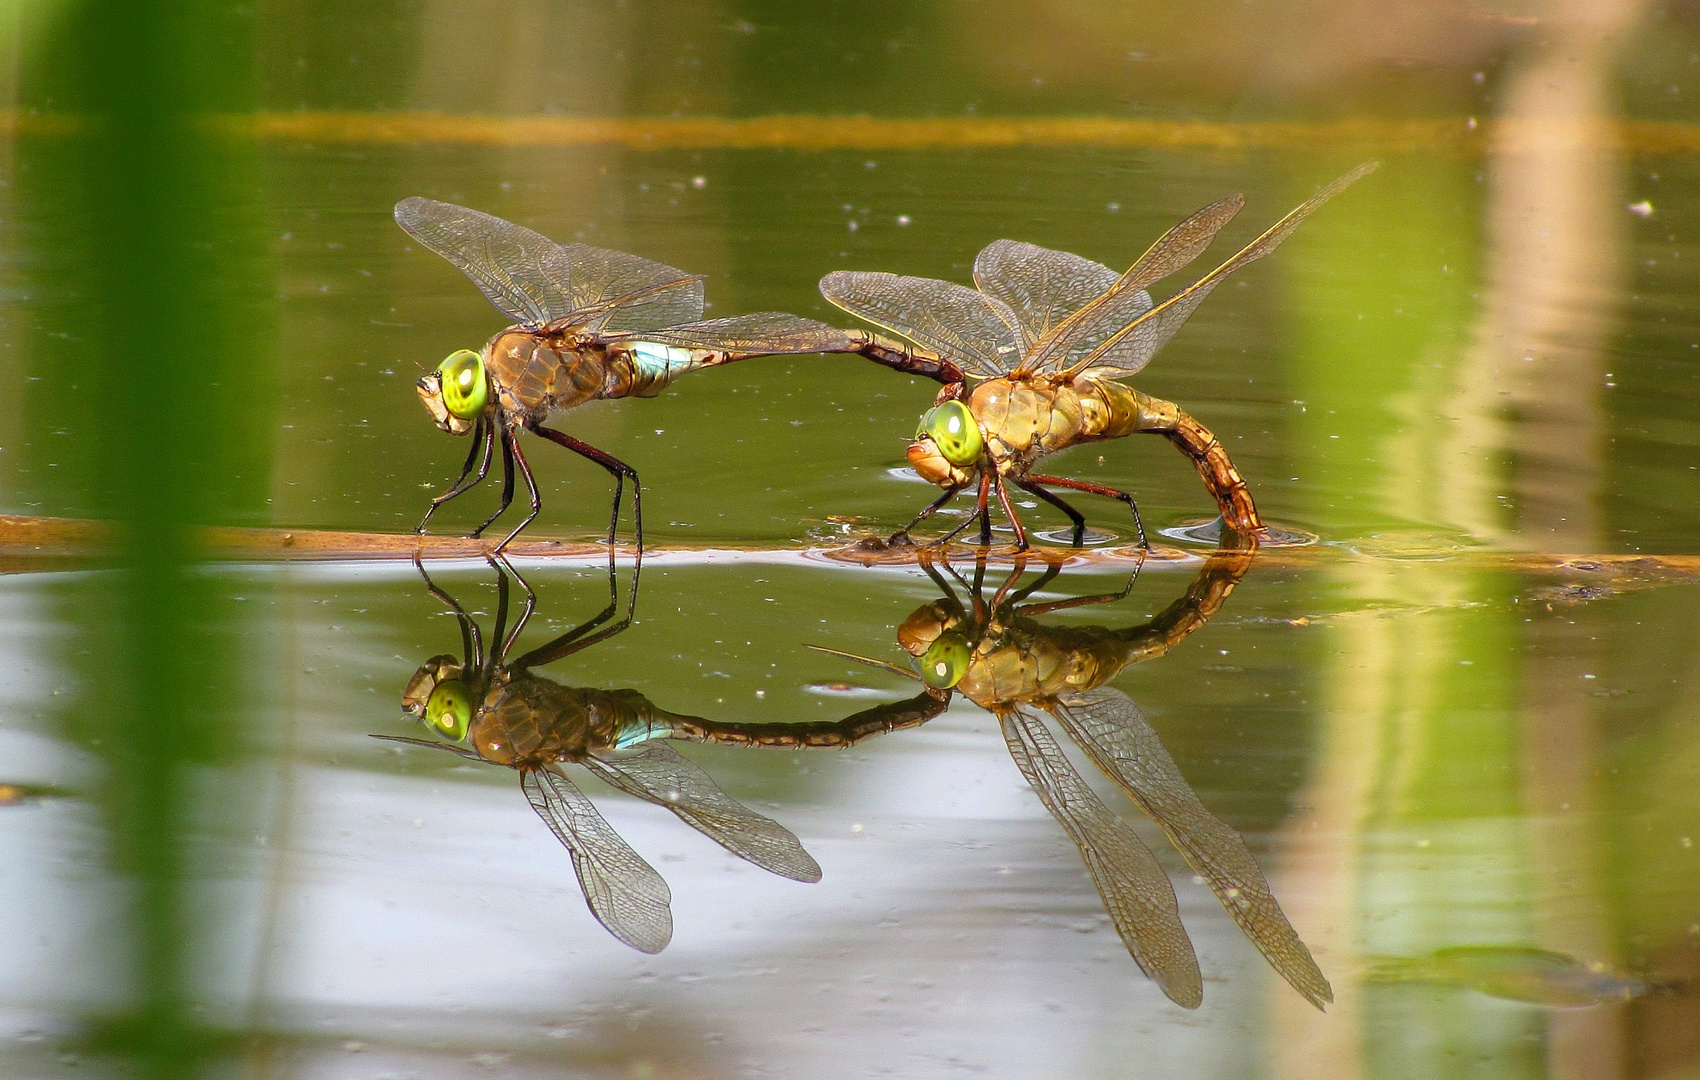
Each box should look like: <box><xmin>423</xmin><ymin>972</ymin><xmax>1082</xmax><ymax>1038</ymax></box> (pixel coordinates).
<box><xmin>917</xmin><ymin>632</ymin><xmax>971</xmax><ymax>690</ymax></box>
<box><xmin>915</xmin><ymin>400</ymin><xmax>982</xmax><ymax>467</ymax></box>
<box><xmin>437</xmin><ymin>349</ymin><xmax>488</xmax><ymax>420</ymax></box>
<box><xmin>424</xmin><ymin>679</ymin><xmax>473</xmax><ymax>741</ymax></box>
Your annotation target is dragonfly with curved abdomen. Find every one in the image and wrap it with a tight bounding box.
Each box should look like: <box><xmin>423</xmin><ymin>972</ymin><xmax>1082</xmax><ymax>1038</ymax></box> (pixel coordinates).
<box><xmin>396</xmin><ymin>197</ymin><xmax>860</xmax><ymax>552</ymax></box>
<box><xmin>378</xmin><ymin>555</ymin><xmax>822</xmax><ymax>953</ymax></box>
<box><xmin>808</xmin><ymin>545</ymin><xmax>1333</xmax><ymax>1010</ymax></box>
<box><xmin>821</xmin><ymin>164</ymin><xmax>1377</xmax><ymax>552</ymax></box>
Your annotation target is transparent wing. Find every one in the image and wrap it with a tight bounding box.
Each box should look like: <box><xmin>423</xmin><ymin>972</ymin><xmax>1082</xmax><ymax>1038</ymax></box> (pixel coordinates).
<box><xmin>1019</xmin><ymin>193</ymin><xmax>1243</xmax><ymax>376</ymax></box>
<box><xmin>1051</xmin><ymin>687</ymin><xmax>1333</xmax><ymax>1009</ymax></box>
<box><xmin>605</xmin><ymin>311</ymin><xmax>853</xmax><ymax>355</ymax></box>
<box><xmin>395</xmin><ymin>197</ymin><xmax>705</xmax><ymax>328</ymax></box>
<box><xmin>820</xmin><ymin>270</ymin><xmax>1021</xmax><ymax>378</ymax></box>
<box><xmin>1061</xmin><ymin>163</ymin><xmax>1378</xmax><ymax>379</ymax></box>
<box><xmin>998</xmin><ymin>708</ymin><xmax>1203</xmax><ymax>1009</ymax></box>
<box><xmin>574</xmin><ymin>275</ymin><xmax>708</xmax><ymax>335</ymax></box>
<box><xmin>520</xmin><ymin>765</ymin><xmax>673</xmax><ymax>954</ymax></box>
<box><xmin>584</xmin><ymin>742</ymin><xmax>822</xmax><ymax>883</ymax></box>
<box><xmin>972</xmin><ymin>240</ymin><xmax>1124</xmax><ymax>354</ymax></box>
<box><xmin>369</xmin><ymin>733</ymin><xmax>485</xmax><ymax>762</ymax></box>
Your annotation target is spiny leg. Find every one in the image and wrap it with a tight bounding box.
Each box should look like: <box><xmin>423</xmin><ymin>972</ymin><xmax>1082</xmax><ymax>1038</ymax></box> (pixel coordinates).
<box><xmin>412</xmin><ymin>550</ymin><xmax>483</xmax><ymax>670</ymax></box>
<box><xmin>1017</xmin><ymin>558</ymin><xmax>1147</xmax><ymax>616</ymax></box>
<box><xmin>488</xmin><ymin>555</ymin><xmax>515</xmax><ymax>664</ymax></box>
<box><xmin>530</xmin><ymin>423</ymin><xmax>644</xmax><ymax>554</ymax></box>
<box><xmin>470</xmin><ymin>427</ymin><xmax>517</xmax><ymax>539</ymax></box>
<box><xmin>892</xmin><ymin>484</ymin><xmax>962</xmax><ymax>546</ymax></box>
<box><xmin>418</xmin><ymin>417</ymin><xmax>496</xmax><ymax>534</ymax></box>
<box><xmin>493</xmin><ymin>431</ymin><xmax>544</xmax><ymax>553</ymax></box>
<box><xmin>935</xmin><ymin>471</ymin><xmax>993</xmax><ymax>547</ymax></box>
<box><xmin>489</xmin><ymin>551</ymin><xmax>538</xmax><ymax>662</ymax></box>
<box><xmin>1028</xmin><ymin>472</ymin><xmax>1149</xmax><ymax>550</ymax></box>
<box><xmin>1015</xmin><ymin>477</ymin><xmax>1088</xmax><ymax>547</ymax></box>
<box><xmin>991</xmin><ymin>473</ymin><xmax>1029</xmax><ymax>552</ymax></box>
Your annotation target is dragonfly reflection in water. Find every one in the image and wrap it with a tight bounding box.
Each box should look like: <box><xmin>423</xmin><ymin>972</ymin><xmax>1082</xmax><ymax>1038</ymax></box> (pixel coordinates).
<box><xmin>822</xmin><ymin>164</ymin><xmax>1376</xmax><ymax>551</ymax></box>
<box><xmin>377</xmin><ymin>555</ymin><xmax>824</xmax><ymax>953</ymax></box>
<box><xmin>396</xmin><ymin>198</ymin><xmax>858</xmax><ymax>551</ymax></box>
<box><xmin>808</xmin><ymin>548</ymin><xmax>1333</xmax><ymax>1010</ymax></box>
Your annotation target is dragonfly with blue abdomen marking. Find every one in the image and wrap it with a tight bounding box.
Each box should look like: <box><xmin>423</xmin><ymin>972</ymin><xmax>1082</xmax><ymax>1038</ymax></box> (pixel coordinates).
<box><xmin>396</xmin><ymin>197</ymin><xmax>859</xmax><ymax>552</ymax></box>
<box><xmin>380</xmin><ymin>554</ymin><xmax>824</xmax><ymax>953</ymax></box>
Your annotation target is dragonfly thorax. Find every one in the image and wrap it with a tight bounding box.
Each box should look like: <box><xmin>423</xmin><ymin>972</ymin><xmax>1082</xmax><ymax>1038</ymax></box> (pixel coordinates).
<box><xmin>968</xmin><ymin>377</ymin><xmax>1086</xmax><ymax>473</ymax></box>
<box><xmin>484</xmin><ymin>328</ymin><xmax>608</xmax><ymax>421</ymax></box>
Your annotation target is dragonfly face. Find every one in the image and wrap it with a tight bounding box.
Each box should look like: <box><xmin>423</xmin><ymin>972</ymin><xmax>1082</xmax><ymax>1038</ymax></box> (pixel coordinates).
<box><xmin>417</xmin><ymin>349</ymin><xmax>488</xmax><ymax>436</ymax></box>
<box><xmin>402</xmin><ymin>653</ymin><xmax>475</xmax><ymax>741</ymax></box>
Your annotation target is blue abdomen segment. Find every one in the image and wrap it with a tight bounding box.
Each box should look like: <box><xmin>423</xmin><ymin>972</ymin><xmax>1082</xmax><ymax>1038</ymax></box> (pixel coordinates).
<box><xmin>629</xmin><ymin>341</ymin><xmax>704</xmax><ymax>386</ymax></box>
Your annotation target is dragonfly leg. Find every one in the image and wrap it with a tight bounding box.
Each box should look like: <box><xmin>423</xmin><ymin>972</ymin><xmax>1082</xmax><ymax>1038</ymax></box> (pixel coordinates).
<box><xmin>493</xmin><ymin>432</ymin><xmax>544</xmax><ymax>553</ymax></box>
<box><xmin>892</xmin><ymin>485</ymin><xmax>962</xmax><ymax>546</ymax></box>
<box><xmin>529</xmin><ymin>423</ymin><xmax>644</xmax><ymax>554</ymax></box>
<box><xmin>991</xmin><ymin>474</ymin><xmax>1029</xmax><ymax>552</ymax></box>
<box><xmin>486</xmin><ymin>551</ymin><xmax>538</xmax><ymax>662</ymax></box>
<box><xmin>470</xmin><ymin>428</ymin><xmax>517</xmax><ymax>539</ymax></box>
<box><xmin>412</xmin><ymin>550</ymin><xmax>483</xmax><ymax>670</ymax></box>
<box><xmin>935</xmin><ymin>472</ymin><xmax>993</xmax><ymax>547</ymax></box>
<box><xmin>417</xmin><ymin>417</ymin><xmax>496</xmax><ymax>534</ymax></box>
<box><xmin>1028</xmin><ymin>473</ymin><xmax>1149</xmax><ymax>549</ymax></box>
<box><xmin>1015</xmin><ymin>477</ymin><xmax>1088</xmax><ymax>546</ymax></box>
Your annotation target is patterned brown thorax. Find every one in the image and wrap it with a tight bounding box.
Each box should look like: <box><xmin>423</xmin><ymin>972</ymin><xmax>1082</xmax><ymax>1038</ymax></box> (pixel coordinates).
<box><xmin>955</xmin><ymin>620</ymin><xmax>1144</xmax><ymax>711</ymax></box>
<box><xmin>470</xmin><ymin>675</ymin><xmax>655</xmax><ymax>767</ymax></box>
<box><xmin>483</xmin><ymin>329</ymin><xmax>608</xmax><ymax>421</ymax></box>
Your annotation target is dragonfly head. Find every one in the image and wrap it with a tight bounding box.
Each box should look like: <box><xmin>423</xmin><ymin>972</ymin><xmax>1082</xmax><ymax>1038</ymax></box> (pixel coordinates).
<box><xmin>908</xmin><ymin>400</ymin><xmax>982</xmax><ymax>487</ymax></box>
<box><xmin>403</xmin><ymin>654</ymin><xmax>474</xmax><ymax>741</ymax></box>
<box><xmin>418</xmin><ymin>348</ymin><xmax>488</xmax><ymax>435</ymax></box>
<box><xmin>896</xmin><ymin>599</ymin><xmax>973</xmax><ymax>689</ymax></box>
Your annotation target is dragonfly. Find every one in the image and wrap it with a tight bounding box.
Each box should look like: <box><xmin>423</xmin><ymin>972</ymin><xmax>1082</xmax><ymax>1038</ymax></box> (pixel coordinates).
<box><xmin>809</xmin><ymin>544</ymin><xmax>1334</xmax><ymax>1010</ymax></box>
<box><xmin>396</xmin><ymin>197</ymin><xmax>859</xmax><ymax>552</ymax></box>
<box><xmin>377</xmin><ymin>554</ymin><xmax>821</xmax><ymax>953</ymax></box>
<box><xmin>820</xmin><ymin>163</ymin><xmax>1377</xmax><ymax>551</ymax></box>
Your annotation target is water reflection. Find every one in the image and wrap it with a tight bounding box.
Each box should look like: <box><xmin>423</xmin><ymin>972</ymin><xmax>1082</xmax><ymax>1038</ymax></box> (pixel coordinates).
<box><xmin>380</xmin><ymin>555</ymin><xmax>820</xmax><ymax>953</ymax></box>
<box><xmin>1365</xmin><ymin>946</ymin><xmax>1657</xmax><ymax>1009</ymax></box>
<box><xmin>816</xmin><ymin>547</ymin><xmax>1331</xmax><ymax>1010</ymax></box>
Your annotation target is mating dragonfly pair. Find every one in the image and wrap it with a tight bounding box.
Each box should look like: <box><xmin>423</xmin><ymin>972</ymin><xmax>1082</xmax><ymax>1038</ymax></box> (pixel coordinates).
<box><xmin>399</xmin><ymin>162</ymin><xmax>1374</xmax><ymax>553</ymax></box>
<box><xmin>383</xmin><ymin>546</ymin><xmax>1328</xmax><ymax>1010</ymax></box>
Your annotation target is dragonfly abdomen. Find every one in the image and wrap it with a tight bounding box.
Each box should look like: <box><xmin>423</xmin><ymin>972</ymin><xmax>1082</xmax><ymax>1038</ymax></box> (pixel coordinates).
<box><xmin>1078</xmin><ymin>381</ymin><xmax>1178</xmax><ymax>441</ymax></box>
<box><xmin>602</xmin><ymin>342</ymin><xmax>726</xmax><ymax>400</ymax></box>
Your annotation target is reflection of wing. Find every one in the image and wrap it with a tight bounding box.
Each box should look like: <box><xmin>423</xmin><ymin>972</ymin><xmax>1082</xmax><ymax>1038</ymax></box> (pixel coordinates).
<box><xmin>584</xmin><ymin>742</ymin><xmax>822</xmax><ymax>883</ymax></box>
<box><xmin>972</xmin><ymin>240</ymin><xmax>1123</xmax><ymax>354</ymax></box>
<box><xmin>1051</xmin><ymin>687</ymin><xmax>1333</xmax><ymax>1009</ymax></box>
<box><xmin>1019</xmin><ymin>194</ymin><xmax>1242</xmax><ymax>377</ymax></box>
<box><xmin>998</xmin><ymin>709</ymin><xmax>1203</xmax><ymax>1009</ymax></box>
<box><xmin>820</xmin><ymin>271</ymin><xmax>1020</xmax><ymax>378</ymax></box>
<box><xmin>1057</xmin><ymin>163</ymin><xmax>1377</xmax><ymax>380</ymax></box>
<box><xmin>520</xmin><ymin>765</ymin><xmax>673</xmax><ymax>954</ymax></box>
<box><xmin>394</xmin><ymin>198</ymin><xmax>706</xmax><ymax>328</ymax></box>
<box><xmin>606</xmin><ymin>312</ymin><xmax>853</xmax><ymax>354</ymax></box>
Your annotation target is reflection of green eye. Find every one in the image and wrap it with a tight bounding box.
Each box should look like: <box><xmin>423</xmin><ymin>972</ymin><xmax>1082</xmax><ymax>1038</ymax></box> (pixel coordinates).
<box><xmin>918</xmin><ymin>633</ymin><xmax>971</xmax><ymax>690</ymax></box>
<box><xmin>915</xmin><ymin>400</ymin><xmax>982</xmax><ymax>466</ymax></box>
<box><xmin>425</xmin><ymin>679</ymin><xmax>473</xmax><ymax>740</ymax></box>
<box><xmin>437</xmin><ymin>349</ymin><xmax>488</xmax><ymax>420</ymax></box>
